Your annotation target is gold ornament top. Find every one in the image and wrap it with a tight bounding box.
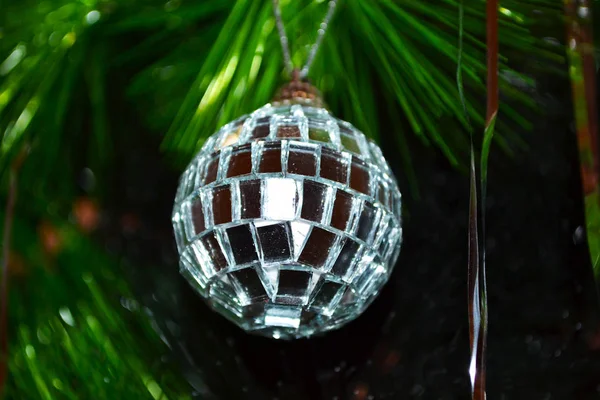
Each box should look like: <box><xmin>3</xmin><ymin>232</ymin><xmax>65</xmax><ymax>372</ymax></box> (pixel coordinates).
<box><xmin>272</xmin><ymin>70</ymin><xmax>325</xmax><ymax>108</ymax></box>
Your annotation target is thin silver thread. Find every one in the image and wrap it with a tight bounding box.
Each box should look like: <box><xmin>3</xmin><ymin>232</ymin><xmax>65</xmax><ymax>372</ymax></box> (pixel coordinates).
<box><xmin>272</xmin><ymin>0</ymin><xmax>338</xmax><ymax>79</ymax></box>
<box><xmin>273</xmin><ymin>0</ymin><xmax>294</xmax><ymax>76</ymax></box>
<box><xmin>300</xmin><ymin>0</ymin><xmax>337</xmax><ymax>79</ymax></box>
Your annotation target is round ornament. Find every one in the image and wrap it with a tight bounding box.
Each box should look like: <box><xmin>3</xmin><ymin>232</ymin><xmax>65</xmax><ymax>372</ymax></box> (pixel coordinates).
<box><xmin>172</xmin><ymin>80</ymin><xmax>402</xmax><ymax>339</ymax></box>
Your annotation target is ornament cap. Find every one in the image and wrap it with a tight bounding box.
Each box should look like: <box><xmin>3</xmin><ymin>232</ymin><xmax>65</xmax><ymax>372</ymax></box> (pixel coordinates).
<box><xmin>272</xmin><ymin>69</ymin><xmax>325</xmax><ymax>108</ymax></box>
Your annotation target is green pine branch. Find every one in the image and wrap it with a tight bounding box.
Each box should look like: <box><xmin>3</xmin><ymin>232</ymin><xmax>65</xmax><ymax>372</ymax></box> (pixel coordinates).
<box><xmin>3</xmin><ymin>210</ymin><xmax>191</xmax><ymax>399</ymax></box>
<box><xmin>0</xmin><ymin>147</ymin><xmax>191</xmax><ymax>398</ymax></box>
<box><xmin>0</xmin><ymin>0</ymin><xmax>563</xmax><ymax>177</ymax></box>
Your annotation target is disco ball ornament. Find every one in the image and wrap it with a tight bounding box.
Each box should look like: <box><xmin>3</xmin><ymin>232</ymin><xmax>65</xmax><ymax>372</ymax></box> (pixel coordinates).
<box><xmin>172</xmin><ymin>80</ymin><xmax>402</xmax><ymax>339</ymax></box>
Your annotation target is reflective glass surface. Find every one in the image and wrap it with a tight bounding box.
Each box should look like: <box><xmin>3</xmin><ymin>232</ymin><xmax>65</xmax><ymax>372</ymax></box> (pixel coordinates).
<box><xmin>173</xmin><ymin>104</ymin><xmax>402</xmax><ymax>339</ymax></box>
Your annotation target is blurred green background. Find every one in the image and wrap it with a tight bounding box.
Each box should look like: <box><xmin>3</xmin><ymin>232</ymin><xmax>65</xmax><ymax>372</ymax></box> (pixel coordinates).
<box><xmin>0</xmin><ymin>0</ymin><xmax>588</xmax><ymax>399</ymax></box>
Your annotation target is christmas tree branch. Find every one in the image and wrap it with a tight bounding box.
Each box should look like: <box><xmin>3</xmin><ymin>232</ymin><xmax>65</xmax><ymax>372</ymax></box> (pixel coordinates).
<box><xmin>565</xmin><ymin>0</ymin><xmax>600</xmax><ymax>278</ymax></box>
<box><xmin>0</xmin><ymin>147</ymin><xmax>27</xmax><ymax>394</ymax></box>
<box><xmin>458</xmin><ymin>0</ymin><xmax>499</xmax><ymax>397</ymax></box>
<box><xmin>0</xmin><ymin>0</ymin><xmax>564</xmax><ymax>176</ymax></box>
<box><xmin>467</xmin><ymin>0</ymin><xmax>498</xmax><ymax>397</ymax></box>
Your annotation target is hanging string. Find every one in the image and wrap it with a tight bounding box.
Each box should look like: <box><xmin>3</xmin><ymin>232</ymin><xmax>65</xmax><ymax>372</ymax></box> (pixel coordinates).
<box><xmin>273</xmin><ymin>0</ymin><xmax>293</xmax><ymax>76</ymax></box>
<box><xmin>272</xmin><ymin>0</ymin><xmax>338</xmax><ymax>79</ymax></box>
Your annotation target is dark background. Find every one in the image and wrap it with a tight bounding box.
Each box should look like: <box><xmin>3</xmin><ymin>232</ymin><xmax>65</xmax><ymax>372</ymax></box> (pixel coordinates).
<box><xmin>97</xmin><ymin>41</ymin><xmax>600</xmax><ymax>399</ymax></box>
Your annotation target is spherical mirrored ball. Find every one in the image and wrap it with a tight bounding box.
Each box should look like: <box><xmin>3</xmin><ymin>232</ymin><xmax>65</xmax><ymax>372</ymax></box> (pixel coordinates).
<box><xmin>172</xmin><ymin>103</ymin><xmax>402</xmax><ymax>339</ymax></box>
